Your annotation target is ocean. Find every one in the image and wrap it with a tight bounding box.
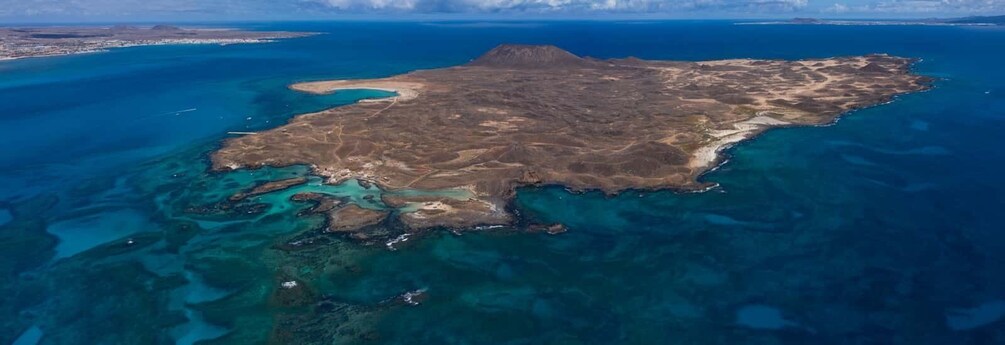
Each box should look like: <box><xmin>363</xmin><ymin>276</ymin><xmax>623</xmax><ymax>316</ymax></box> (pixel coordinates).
<box><xmin>2</xmin><ymin>21</ymin><xmax>1004</xmax><ymax>344</ymax></box>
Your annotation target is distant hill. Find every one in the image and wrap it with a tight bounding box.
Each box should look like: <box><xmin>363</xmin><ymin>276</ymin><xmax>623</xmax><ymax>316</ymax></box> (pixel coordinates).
<box><xmin>467</xmin><ymin>44</ymin><xmax>595</xmax><ymax>69</ymax></box>
<box><xmin>790</xmin><ymin>18</ymin><xmax>822</xmax><ymax>24</ymax></box>
<box><xmin>108</xmin><ymin>25</ymin><xmax>139</xmax><ymax>32</ymax></box>
<box><xmin>150</xmin><ymin>25</ymin><xmax>182</xmax><ymax>31</ymax></box>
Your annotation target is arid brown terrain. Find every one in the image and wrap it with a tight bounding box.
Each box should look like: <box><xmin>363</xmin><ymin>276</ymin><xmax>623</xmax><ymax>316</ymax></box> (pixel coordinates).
<box><xmin>213</xmin><ymin>45</ymin><xmax>930</xmax><ymax>231</ymax></box>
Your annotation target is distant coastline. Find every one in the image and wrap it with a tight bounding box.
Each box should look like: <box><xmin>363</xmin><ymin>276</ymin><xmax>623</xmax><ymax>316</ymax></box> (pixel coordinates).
<box><xmin>0</xmin><ymin>25</ymin><xmax>313</xmax><ymax>61</ymax></box>
<box><xmin>0</xmin><ymin>39</ymin><xmax>288</xmax><ymax>62</ymax></box>
<box><xmin>741</xmin><ymin>15</ymin><xmax>1005</xmax><ymax>27</ymax></box>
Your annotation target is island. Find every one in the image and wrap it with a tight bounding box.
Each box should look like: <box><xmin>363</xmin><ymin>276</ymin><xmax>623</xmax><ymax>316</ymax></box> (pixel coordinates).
<box><xmin>0</xmin><ymin>25</ymin><xmax>310</xmax><ymax>60</ymax></box>
<box><xmin>212</xmin><ymin>44</ymin><xmax>930</xmax><ymax>232</ymax></box>
<box><xmin>748</xmin><ymin>15</ymin><xmax>1005</xmax><ymax>26</ymax></box>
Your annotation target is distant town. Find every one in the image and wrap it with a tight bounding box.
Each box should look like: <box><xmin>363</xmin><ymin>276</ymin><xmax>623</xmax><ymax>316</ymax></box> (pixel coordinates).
<box><xmin>0</xmin><ymin>25</ymin><xmax>311</xmax><ymax>60</ymax></box>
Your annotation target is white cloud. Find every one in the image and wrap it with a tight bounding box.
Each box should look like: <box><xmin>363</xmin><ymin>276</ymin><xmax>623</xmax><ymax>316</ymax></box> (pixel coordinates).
<box><xmin>316</xmin><ymin>0</ymin><xmax>417</xmax><ymax>10</ymax></box>
<box><xmin>0</xmin><ymin>0</ymin><xmax>283</xmax><ymax>17</ymax></box>
<box><xmin>824</xmin><ymin>2</ymin><xmax>849</xmax><ymax>12</ymax></box>
<box><xmin>303</xmin><ymin>0</ymin><xmax>810</xmax><ymax>13</ymax></box>
<box><xmin>822</xmin><ymin>0</ymin><xmax>1005</xmax><ymax>14</ymax></box>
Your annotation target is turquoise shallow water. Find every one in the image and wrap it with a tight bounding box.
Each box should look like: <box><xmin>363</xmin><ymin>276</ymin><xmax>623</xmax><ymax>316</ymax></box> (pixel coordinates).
<box><xmin>2</xmin><ymin>21</ymin><xmax>1005</xmax><ymax>344</ymax></box>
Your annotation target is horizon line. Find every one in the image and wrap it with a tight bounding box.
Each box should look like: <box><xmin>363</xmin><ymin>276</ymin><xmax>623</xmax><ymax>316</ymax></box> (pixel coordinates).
<box><xmin>1</xmin><ymin>15</ymin><xmax>1002</xmax><ymax>26</ymax></box>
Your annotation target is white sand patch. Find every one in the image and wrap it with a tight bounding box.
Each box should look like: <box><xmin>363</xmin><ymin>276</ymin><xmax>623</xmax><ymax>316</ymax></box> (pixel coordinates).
<box><xmin>688</xmin><ymin>114</ymin><xmax>790</xmax><ymax>170</ymax></box>
<box><xmin>404</xmin><ymin>201</ymin><xmax>455</xmax><ymax>218</ymax></box>
<box><xmin>290</xmin><ymin>80</ymin><xmax>424</xmax><ymax>101</ymax></box>
<box><xmin>46</xmin><ymin>209</ymin><xmax>158</xmax><ymax>260</ymax></box>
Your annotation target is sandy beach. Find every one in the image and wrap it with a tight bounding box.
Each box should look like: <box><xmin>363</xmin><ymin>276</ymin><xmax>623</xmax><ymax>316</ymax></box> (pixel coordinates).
<box><xmin>689</xmin><ymin>115</ymin><xmax>791</xmax><ymax>170</ymax></box>
<box><xmin>290</xmin><ymin>80</ymin><xmax>424</xmax><ymax>101</ymax></box>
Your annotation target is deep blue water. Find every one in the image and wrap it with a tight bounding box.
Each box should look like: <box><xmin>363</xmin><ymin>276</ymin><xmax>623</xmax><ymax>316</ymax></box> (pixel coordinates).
<box><xmin>2</xmin><ymin>21</ymin><xmax>1005</xmax><ymax>344</ymax></box>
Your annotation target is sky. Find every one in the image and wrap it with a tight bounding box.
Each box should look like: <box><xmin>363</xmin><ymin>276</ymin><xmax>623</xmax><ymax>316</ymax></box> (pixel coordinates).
<box><xmin>0</xmin><ymin>0</ymin><xmax>1002</xmax><ymax>22</ymax></box>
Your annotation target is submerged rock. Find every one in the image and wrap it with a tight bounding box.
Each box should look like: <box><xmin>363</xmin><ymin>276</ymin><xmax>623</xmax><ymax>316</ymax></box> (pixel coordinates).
<box><xmin>735</xmin><ymin>304</ymin><xmax>798</xmax><ymax>330</ymax></box>
<box><xmin>290</xmin><ymin>192</ymin><xmax>345</xmax><ymax>215</ymax></box>
<box><xmin>946</xmin><ymin>300</ymin><xmax>1005</xmax><ymax>331</ymax></box>
<box><xmin>270</xmin><ymin>276</ymin><xmax>317</xmax><ymax>308</ymax></box>
<box><xmin>228</xmin><ymin>177</ymin><xmax>308</xmax><ymax>202</ymax></box>
<box><xmin>527</xmin><ymin>223</ymin><xmax>568</xmax><ymax>235</ymax></box>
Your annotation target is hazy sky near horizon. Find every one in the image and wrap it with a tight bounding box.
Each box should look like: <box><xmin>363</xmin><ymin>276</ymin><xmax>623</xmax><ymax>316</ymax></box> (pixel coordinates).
<box><xmin>0</xmin><ymin>0</ymin><xmax>1002</xmax><ymax>22</ymax></box>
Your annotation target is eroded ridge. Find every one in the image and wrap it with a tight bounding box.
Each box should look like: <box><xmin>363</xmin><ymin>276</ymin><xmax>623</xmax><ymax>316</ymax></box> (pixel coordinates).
<box><xmin>213</xmin><ymin>44</ymin><xmax>931</xmax><ymax>230</ymax></box>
